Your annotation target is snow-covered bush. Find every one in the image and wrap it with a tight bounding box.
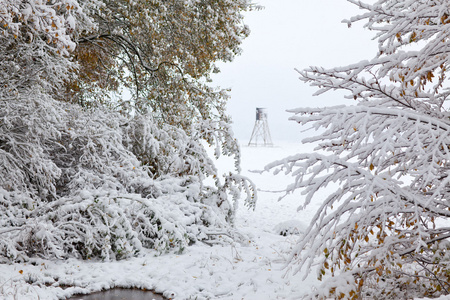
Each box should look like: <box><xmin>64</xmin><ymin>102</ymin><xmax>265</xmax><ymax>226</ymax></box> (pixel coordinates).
<box><xmin>265</xmin><ymin>0</ymin><xmax>450</xmax><ymax>298</ymax></box>
<box><xmin>273</xmin><ymin>220</ymin><xmax>306</xmax><ymax>237</ymax></box>
<box><xmin>0</xmin><ymin>98</ymin><xmax>255</xmax><ymax>262</ymax></box>
<box><xmin>0</xmin><ymin>0</ymin><xmax>255</xmax><ymax>263</ymax></box>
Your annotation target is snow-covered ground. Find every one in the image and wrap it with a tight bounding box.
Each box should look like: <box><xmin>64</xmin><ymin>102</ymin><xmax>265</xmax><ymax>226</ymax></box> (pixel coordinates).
<box><xmin>1</xmin><ymin>142</ymin><xmax>328</xmax><ymax>299</ymax></box>
<box><xmin>3</xmin><ymin>141</ymin><xmax>450</xmax><ymax>300</ymax></box>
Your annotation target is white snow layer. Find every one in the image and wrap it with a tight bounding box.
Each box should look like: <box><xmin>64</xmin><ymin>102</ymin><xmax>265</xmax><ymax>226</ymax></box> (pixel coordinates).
<box><xmin>1</xmin><ymin>142</ymin><xmax>448</xmax><ymax>299</ymax></box>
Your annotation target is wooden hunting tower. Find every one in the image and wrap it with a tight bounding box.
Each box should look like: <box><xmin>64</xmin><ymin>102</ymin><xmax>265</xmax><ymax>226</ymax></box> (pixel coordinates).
<box><xmin>248</xmin><ymin>108</ymin><xmax>273</xmax><ymax>146</ymax></box>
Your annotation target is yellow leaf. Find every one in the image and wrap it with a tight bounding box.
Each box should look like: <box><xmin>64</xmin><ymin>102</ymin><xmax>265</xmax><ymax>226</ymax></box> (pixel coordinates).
<box><xmin>358</xmin><ymin>279</ymin><xmax>364</xmax><ymax>287</ymax></box>
<box><xmin>369</xmin><ymin>163</ymin><xmax>374</xmax><ymax>171</ymax></box>
<box><xmin>19</xmin><ymin>270</ymin><xmax>23</xmax><ymax>274</ymax></box>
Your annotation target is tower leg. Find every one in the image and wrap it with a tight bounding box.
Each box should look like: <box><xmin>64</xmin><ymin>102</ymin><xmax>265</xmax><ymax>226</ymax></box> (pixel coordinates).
<box><xmin>248</xmin><ymin>119</ymin><xmax>273</xmax><ymax>147</ymax></box>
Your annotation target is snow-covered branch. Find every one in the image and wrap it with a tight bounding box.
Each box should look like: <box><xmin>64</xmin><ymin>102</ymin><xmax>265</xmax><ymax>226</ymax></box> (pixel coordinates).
<box><xmin>269</xmin><ymin>0</ymin><xmax>450</xmax><ymax>298</ymax></box>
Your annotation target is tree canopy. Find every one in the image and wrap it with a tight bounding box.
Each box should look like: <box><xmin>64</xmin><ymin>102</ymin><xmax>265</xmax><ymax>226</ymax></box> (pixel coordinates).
<box><xmin>265</xmin><ymin>0</ymin><xmax>450</xmax><ymax>298</ymax></box>
<box><xmin>0</xmin><ymin>0</ymin><xmax>256</xmax><ymax>262</ymax></box>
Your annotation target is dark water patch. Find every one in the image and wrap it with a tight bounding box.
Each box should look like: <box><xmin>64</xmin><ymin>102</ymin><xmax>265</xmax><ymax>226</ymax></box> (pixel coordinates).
<box><xmin>67</xmin><ymin>288</ymin><xmax>166</xmax><ymax>300</ymax></box>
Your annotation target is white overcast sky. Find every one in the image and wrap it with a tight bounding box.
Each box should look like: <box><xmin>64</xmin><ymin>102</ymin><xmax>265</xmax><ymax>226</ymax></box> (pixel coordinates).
<box><xmin>212</xmin><ymin>0</ymin><xmax>378</xmax><ymax>143</ymax></box>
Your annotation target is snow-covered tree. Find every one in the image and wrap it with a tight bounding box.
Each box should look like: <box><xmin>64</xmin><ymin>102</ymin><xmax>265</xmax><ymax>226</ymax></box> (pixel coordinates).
<box><xmin>0</xmin><ymin>0</ymin><xmax>256</xmax><ymax>263</ymax></box>
<box><xmin>265</xmin><ymin>0</ymin><xmax>450</xmax><ymax>298</ymax></box>
<box><xmin>64</xmin><ymin>0</ymin><xmax>251</xmax><ymax>131</ymax></box>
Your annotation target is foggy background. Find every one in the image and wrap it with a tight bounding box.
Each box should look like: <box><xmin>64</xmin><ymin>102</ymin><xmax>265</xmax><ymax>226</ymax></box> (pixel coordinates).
<box><xmin>212</xmin><ymin>0</ymin><xmax>378</xmax><ymax>143</ymax></box>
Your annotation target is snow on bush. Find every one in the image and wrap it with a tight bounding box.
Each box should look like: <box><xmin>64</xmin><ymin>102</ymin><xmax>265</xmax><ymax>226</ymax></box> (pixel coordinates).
<box><xmin>273</xmin><ymin>220</ymin><xmax>306</xmax><ymax>237</ymax></box>
<box><xmin>0</xmin><ymin>96</ymin><xmax>255</xmax><ymax>262</ymax></box>
<box><xmin>0</xmin><ymin>0</ymin><xmax>256</xmax><ymax>263</ymax></box>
